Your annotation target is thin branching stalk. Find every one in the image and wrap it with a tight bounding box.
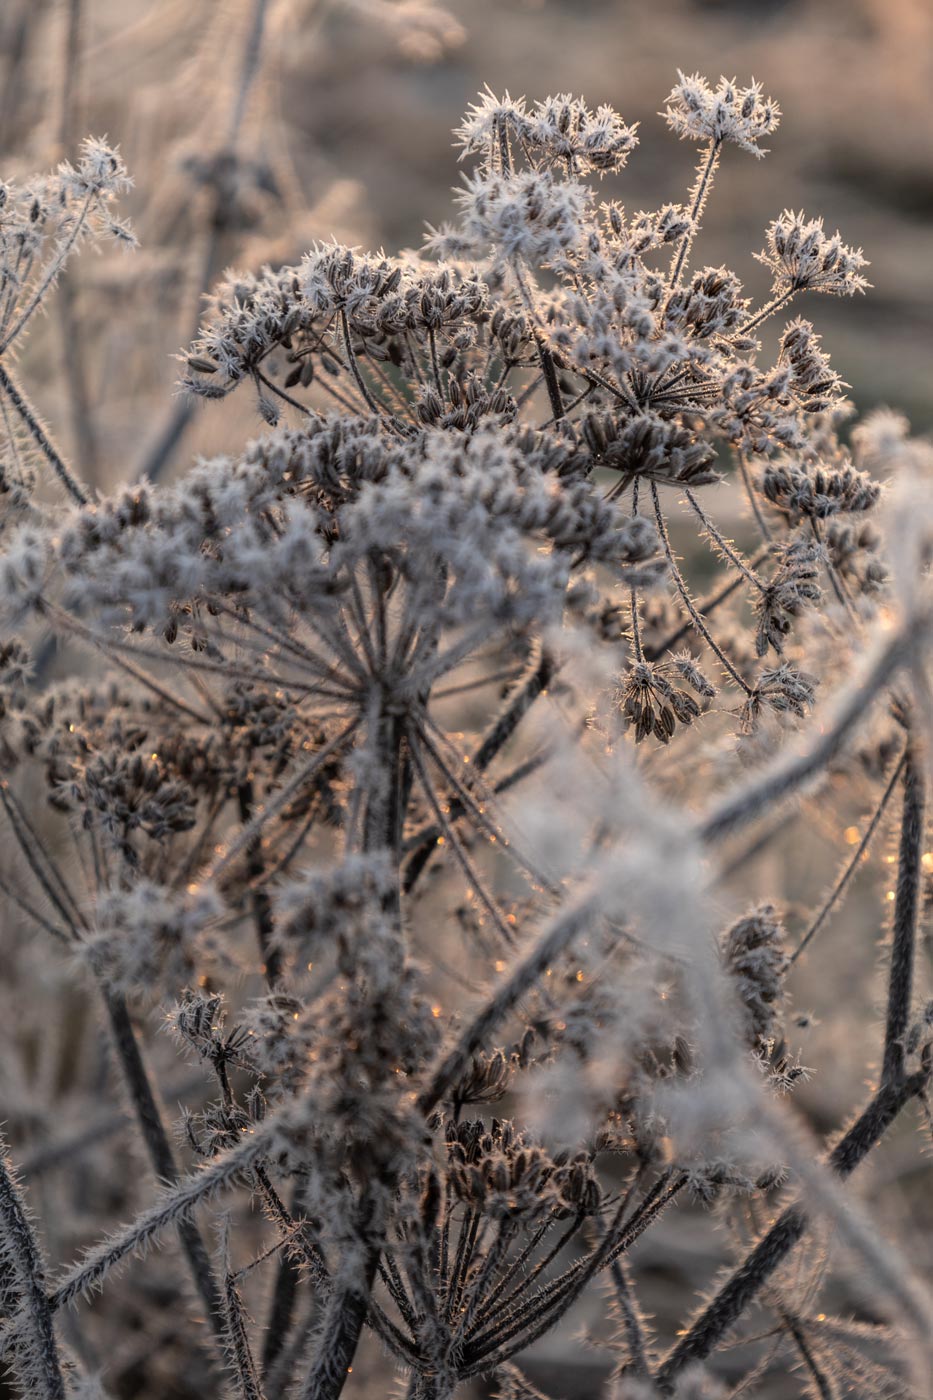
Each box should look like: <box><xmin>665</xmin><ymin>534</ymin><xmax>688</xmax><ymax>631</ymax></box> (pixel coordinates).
<box><xmin>651</xmin><ymin>482</ymin><xmax>752</xmax><ymax>694</ymax></box>
<box><xmin>0</xmin><ymin>1144</ymin><xmax>67</xmax><ymax>1399</ymax></box>
<box><xmin>218</xmin><ymin>1219</ymin><xmax>268</xmax><ymax>1400</ymax></box>
<box><xmin>792</xmin><ymin>747</ymin><xmax>907</xmax><ymax>964</ymax></box>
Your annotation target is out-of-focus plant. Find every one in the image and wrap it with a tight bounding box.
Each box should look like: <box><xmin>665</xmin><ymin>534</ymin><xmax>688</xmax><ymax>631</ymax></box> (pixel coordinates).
<box><xmin>1</xmin><ymin>68</ymin><xmax>933</xmax><ymax>1400</ymax></box>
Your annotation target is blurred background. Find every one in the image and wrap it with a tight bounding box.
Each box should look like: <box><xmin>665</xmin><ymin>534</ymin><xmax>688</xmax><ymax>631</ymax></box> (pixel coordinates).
<box><xmin>2</xmin><ymin>2</ymin><xmax>932</xmax><ymax>1395</ymax></box>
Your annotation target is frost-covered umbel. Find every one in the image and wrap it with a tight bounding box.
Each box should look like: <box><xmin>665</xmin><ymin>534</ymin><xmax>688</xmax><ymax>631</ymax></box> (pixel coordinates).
<box><xmin>1</xmin><ymin>77</ymin><xmax>933</xmax><ymax>1400</ymax></box>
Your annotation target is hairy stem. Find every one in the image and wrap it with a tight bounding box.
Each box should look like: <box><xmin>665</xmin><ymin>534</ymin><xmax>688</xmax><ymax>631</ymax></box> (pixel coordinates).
<box><xmin>237</xmin><ymin>780</ymin><xmax>281</xmax><ymax>984</ymax></box>
<box><xmin>0</xmin><ymin>361</ymin><xmax>89</xmax><ymax>504</ymax></box>
<box><xmin>701</xmin><ymin>627</ymin><xmax>907</xmax><ymax>843</ymax></box>
<box><xmin>668</xmin><ymin>139</ymin><xmax>721</xmax><ymax>292</ymax></box>
<box><xmin>294</xmin><ymin>1185</ymin><xmax>387</xmax><ymax>1400</ymax></box>
<box><xmin>657</xmin><ymin>747</ymin><xmax>929</xmax><ymax>1389</ymax></box>
<box><xmin>651</xmin><ymin>482</ymin><xmax>752</xmax><ymax>694</ymax></box>
<box><xmin>0</xmin><ymin>1144</ymin><xmax>67</xmax><ymax>1399</ymax></box>
<box><xmin>102</xmin><ymin>989</ymin><xmax>225</xmax><ymax>1348</ymax></box>
<box><xmin>419</xmin><ymin>887</ymin><xmax>598</xmax><ymax>1115</ymax></box>
<box><xmin>792</xmin><ymin>748</ymin><xmax>907</xmax><ymax>964</ymax></box>
<box><xmin>882</xmin><ymin>746</ymin><xmax>925</xmax><ymax>1086</ymax></box>
<box><xmin>656</xmin><ymin>1067</ymin><xmax>928</xmax><ymax>1390</ymax></box>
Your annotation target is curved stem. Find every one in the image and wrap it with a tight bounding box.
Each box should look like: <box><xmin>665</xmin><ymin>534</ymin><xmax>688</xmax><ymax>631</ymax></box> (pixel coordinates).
<box><xmin>651</xmin><ymin>482</ymin><xmax>752</xmax><ymax>694</ymax></box>
<box><xmin>882</xmin><ymin>746</ymin><xmax>925</xmax><ymax>1087</ymax></box>
<box><xmin>659</xmin><ymin>745</ymin><xmax>929</xmax><ymax>1390</ymax></box>
<box><xmin>645</xmin><ymin>546</ymin><xmax>771</xmax><ymax>661</ymax></box>
<box><xmin>0</xmin><ymin>190</ymin><xmax>94</xmax><ymax>353</ymax></box>
<box><xmin>737</xmin><ymin>452</ymin><xmax>773</xmax><ymax>544</ymax></box>
<box><xmin>735</xmin><ymin>287</ymin><xmax>796</xmax><ymax>339</ymax></box>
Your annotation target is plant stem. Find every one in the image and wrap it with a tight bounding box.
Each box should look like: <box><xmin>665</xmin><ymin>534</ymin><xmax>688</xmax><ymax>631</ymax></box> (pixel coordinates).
<box><xmin>668</xmin><ymin>139</ymin><xmax>720</xmax><ymax>292</ymax></box>
<box><xmin>403</xmin><ymin>652</ymin><xmax>554</xmax><ymax>893</ymax></box>
<box><xmin>655</xmin><ymin>1067</ymin><xmax>928</xmax><ymax>1390</ymax></box>
<box><xmin>882</xmin><ymin>746</ymin><xmax>925</xmax><ymax>1086</ymax></box>
<box><xmin>0</xmin><ymin>1145</ymin><xmax>67</xmax><ymax>1399</ymax></box>
<box><xmin>609</xmin><ymin>1256</ymin><xmax>652</xmax><ymax>1379</ymax></box>
<box><xmin>102</xmin><ymin>988</ymin><xmax>225</xmax><ymax>1350</ymax></box>
<box><xmin>683</xmin><ymin>486</ymin><xmax>766</xmax><ymax>594</ymax></box>
<box><xmin>0</xmin><ymin>360</ymin><xmax>89</xmax><ymax>504</ymax></box>
<box><xmin>298</xmin><ymin>701</ymin><xmax>409</xmax><ymax>1397</ymax></box>
<box><xmin>419</xmin><ymin>887</ymin><xmax>598</xmax><ymax>1115</ymax></box>
<box><xmin>791</xmin><ymin>748</ymin><xmax>907</xmax><ymax>964</ymax></box>
<box><xmin>534</xmin><ymin>333</ymin><xmax>564</xmax><ymax>421</ymax></box>
<box><xmin>0</xmin><ymin>189</ymin><xmax>94</xmax><ymax>354</ymax></box>
<box><xmin>294</xmin><ymin>1185</ymin><xmax>387</xmax><ymax>1400</ymax></box>
<box><xmin>651</xmin><ymin>482</ymin><xmax>752</xmax><ymax>694</ymax></box>
<box><xmin>645</xmin><ymin>546</ymin><xmax>771</xmax><ymax>661</ymax></box>
<box><xmin>657</xmin><ymin>745</ymin><xmax>929</xmax><ymax>1390</ymax></box>
<box><xmin>237</xmin><ymin>780</ymin><xmax>280</xmax><ymax>984</ymax></box>
<box><xmin>700</xmin><ymin>627</ymin><xmax>907</xmax><ymax>844</ymax></box>
<box><xmin>736</xmin><ymin>287</ymin><xmax>796</xmax><ymax>338</ymax></box>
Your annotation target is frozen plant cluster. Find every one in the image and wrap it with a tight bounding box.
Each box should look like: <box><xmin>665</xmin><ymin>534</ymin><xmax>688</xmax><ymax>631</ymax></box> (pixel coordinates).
<box><xmin>1</xmin><ymin>72</ymin><xmax>933</xmax><ymax>1400</ymax></box>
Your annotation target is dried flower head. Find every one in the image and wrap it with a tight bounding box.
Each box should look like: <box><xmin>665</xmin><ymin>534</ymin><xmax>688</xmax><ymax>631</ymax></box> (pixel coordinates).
<box><xmin>663</xmin><ymin>73</ymin><xmax>781</xmax><ymax>156</ymax></box>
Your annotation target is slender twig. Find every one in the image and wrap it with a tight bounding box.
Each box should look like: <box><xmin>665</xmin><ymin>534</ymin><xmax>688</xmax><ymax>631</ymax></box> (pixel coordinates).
<box><xmin>209</xmin><ymin>720</ymin><xmax>359</xmax><ymax>881</ymax></box>
<box><xmin>645</xmin><ymin>546</ymin><xmax>771</xmax><ymax>660</ymax></box>
<box><xmin>416</xmin><ymin>714</ymin><xmax>554</xmax><ymax>888</ymax></box>
<box><xmin>403</xmin><ymin>745</ymin><xmax>553</xmax><ymax>894</ymax></box>
<box><xmin>0</xmin><ymin>188</ymin><xmax>95</xmax><ymax>354</ymax></box>
<box><xmin>656</xmin><ymin>1065</ymin><xmax>929</xmax><ymax>1391</ymax></box>
<box><xmin>651</xmin><ymin>482</ymin><xmax>752</xmax><ymax>694</ymax></box>
<box><xmin>260</xmin><ymin>1184</ymin><xmax>306</xmax><ymax>1380</ymax></box>
<box><xmin>218</xmin><ymin>1218</ymin><xmax>268</xmax><ymax>1400</ymax></box>
<box><xmin>778</xmin><ymin>1310</ymin><xmax>834</xmax><ymax>1400</ymax></box>
<box><xmin>737</xmin><ymin>452</ymin><xmax>774</xmax><ymax>544</ymax></box>
<box><xmin>735</xmin><ymin>287</ymin><xmax>797</xmax><ymax>339</ymax></box>
<box><xmin>668</xmin><ymin>139</ymin><xmax>721</xmax><ymax>292</ymax></box>
<box><xmin>407</xmin><ymin>727</ymin><xmax>518</xmax><ymax>950</ymax></box>
<box><xmin>0</xmin><ymin>361</ymin><xmax>89</xmax><ymax>503</ymax></box>
<box><xmin>608</xmin><ymin>1255</ymin><xmax>652</xmax><ymax>1379</ymax></box>
<box><xmin>791</xmin><ymin>749</ymin><xmax>907</xmax><ymax>964</ymax></box>
<box><xmin>683</xmin><ymin>487</ymin><xmax>767</xmax><ymax>594</ymax></box>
